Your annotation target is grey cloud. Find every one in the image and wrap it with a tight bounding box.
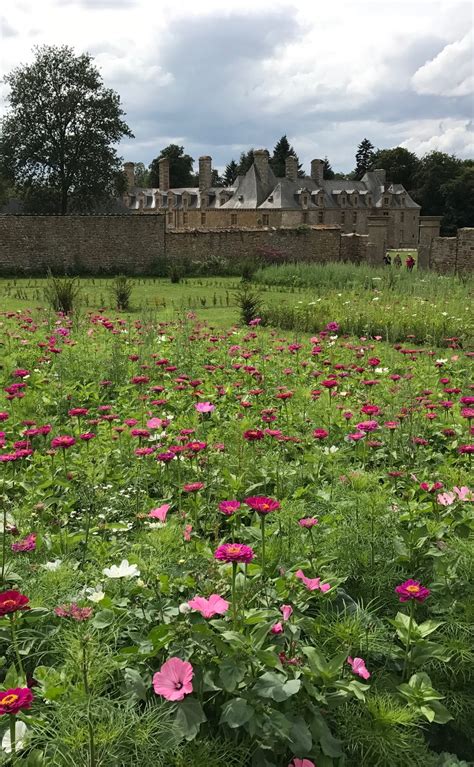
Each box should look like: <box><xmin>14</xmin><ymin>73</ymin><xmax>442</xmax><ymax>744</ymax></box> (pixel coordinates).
<box><xmin>1</xmin><ymin>17</ymin><xmax>18</xmax><ymax>37</ymax></box>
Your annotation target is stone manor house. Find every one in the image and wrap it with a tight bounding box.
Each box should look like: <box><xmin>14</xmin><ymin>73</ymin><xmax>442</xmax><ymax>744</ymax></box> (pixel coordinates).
<box><xmin>122</xmin><ymin>150</ymin><xmax>421</xmax><ymax>248</ymax></box>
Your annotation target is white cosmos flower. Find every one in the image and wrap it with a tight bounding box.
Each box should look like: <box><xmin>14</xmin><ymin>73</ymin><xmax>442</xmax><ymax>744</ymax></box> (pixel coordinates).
<box><xmin>2</xmin><ymin>721</ymin><xmax>28</xmax><ymax>753</ymax></box>
<box><xmin>41</xmin><ymin>559</ymin><xmax>63</xmax><ymax>572</ymax></box>
<box><xmin>436</xmin><ymin>359</ymin><xmax>447</xmax><ymax>364</ymax></box>
<box><xmin>375</xmin><ymin>368</ymin><xmax>389</xmax><ymax>374</ymax></box>
<box><xmin>323</xmin><ymin>445</ymin><xmax>339</xmax><ymax>455</ymax></box>
<box><xmin>102</xmin><ymin>559</ymin><xmax>140</xmax><ymax>579</ymax></box>
<box><xmin>85</xmin><ymin>585</ymin><xmax>106</xmax><ymax>603</ymax></box>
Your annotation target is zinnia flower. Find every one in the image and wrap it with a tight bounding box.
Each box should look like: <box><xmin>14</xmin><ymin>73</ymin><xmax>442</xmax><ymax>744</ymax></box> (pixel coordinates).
<box><xmin>195</xmin><ymin>402</ymin><xmax>215</xmax><ymax>413</ymax></box>
<box><xmin>51</xmin><ymin>435</ymin><xmax>76</xmax><ymax>449</ymax></box>
<box><xmin>313</xmin><ymin>428</ymin><xmax>329</xmax><ymax>440</ymax></box>
<box><xmin>183</xmin><ymin>482</ymin><xmax>204</xmax><ymax>493</ymax></box>
<box><xmin>214</xmin><ymin>543</ymin><xmax>255</xmax><ymax>564</ymax></box>
<box><xmin>0</xmin><ymin>687</ymin><xmax>34</xmax><ymax>715</ymax></box>
<box><xmin>245</xmin><ymin>496</ymin><xmax>280</xmax><ymax>515</ymax></box>
<box><xmin>347</xmin><ymin>656</ymin><xmax>371</xmax><ymax>680</ymax></box>
<box><xmin>218</xmin><ymin>500</ymin><xmax>241</xmax><ymax>516</ymax></box>
<box><xmin>243</xmin><ymin>429</ymin><xmax>264</xmax><ymax>441</ymax></box>
<box><xmin>298</xmin><ymin>517</ymin><xmax>318</xmax><ymax>528</ymax></box>
<box><xmin>295</xmin><ymin>569</ymin><xmax>330</xmax><ymax>593</ymax></box>
<box><xmin>153</xmin><ymin>657</ymin><xmax>194</xmax><ymax>701</ymax></box>
<box><xmin>187</xmin><ymin>594</ymin><xmax>229</xmax><ymax>618</ymax></box>
<box><xmin>11</xmin><ymin>533</ymin><xmax>36</xmax><ymax>553</ymax></box>
<box><xmin>0</xmin><ymin>590</ymin><xmax>29</xmax><ymax>616</ymax></box>
<box><xmin>395</xmin><ymin>579</ymin><xmax>430</xmax><ymax>603</ymax></box>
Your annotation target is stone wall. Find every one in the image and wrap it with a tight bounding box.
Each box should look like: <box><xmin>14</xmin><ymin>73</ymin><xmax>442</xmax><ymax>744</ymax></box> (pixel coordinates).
<box><xmin>340</xmin><ymin>233</ymin><xmax>368</xmax><ymax>264</ymax></box>
<box><xmin>0</xmin><ymin>215</ymin><xmax>166</xmax><ymax>275</ymax></box>
<box><xmin>426</xmin><ymin>228</ymin><xmax>473</xmax><ymax>274</ymax></box>
<box><xmin>166</xmin><ymin>225</ymin><xmax>342</xmax><ymax>265</ymax></box>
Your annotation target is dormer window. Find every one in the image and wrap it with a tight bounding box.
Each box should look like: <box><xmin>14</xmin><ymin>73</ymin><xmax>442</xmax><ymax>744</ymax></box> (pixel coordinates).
<box><xmin>341</xmin><ymin>196</ymin><xmax>346</xmax><ymax>206</ymax></box>
<box><xmin>183</xmin><ymin>196</ymin><xmax>188</xmax><ymax>210</ymax></box>
<box><xmin>303</xmin><ymin>195</ymin><xmax>309</xmax><ymax>207</ymax></box>
<box><xmin>318</xmin><ymin>194</ymin><xmax>324</xmax><ymax>207</ymax></box>
<box><xmin>352</xmin><ymin>194</ymin><xmax>358</xmax><ymax>207</ymax></box>
<box><xmin>367</xmin><ymin>196</ymin><xmax>372</xmax><ymax>206</ymax></box>
<box><xmin>401</xmin><ymin>196</ymin><xmax>406</xmax><ymax>207</ymax></box>
<box><xmin>268</xmin><ymin>195</ymin><xmax>273</xmax><ymax>203</ymax></box>
<box><xmin>383</xmin><ymin>196</ymin><xmax>389</xmax><ymax>206</ymax></box>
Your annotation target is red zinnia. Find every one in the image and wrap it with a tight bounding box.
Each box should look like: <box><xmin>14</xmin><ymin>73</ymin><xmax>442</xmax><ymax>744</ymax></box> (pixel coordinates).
<box><xmin>0</xmin><ymin>590</ymin><xmax>30</xmax><ymax>616</ymax></box>
<box><xmin>245</xmin><ymin>496</ymin><xmax>280</xmax><ymax>515</ymax></box>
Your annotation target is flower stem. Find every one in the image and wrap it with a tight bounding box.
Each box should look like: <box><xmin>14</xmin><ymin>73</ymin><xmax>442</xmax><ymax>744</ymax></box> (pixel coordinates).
<box><xmin>260</xmin><ymin>516</ymin><xmax>266</xmax><ymax>579</ymax></box>
<box><xmin>1</xmin><ymin>503</ymin><xmax>7</xmax><ymax>588</ymax></box>
<box><xmin>231</xmin><ymin>562</ymin><xmax>238</xmax><ymax>628</ymax></box>
<box><xmin>82</xmin><ymin>639</ymin><xmax>96</xmax><ymax>767</ymax></box>
<box><xmin>402</xmin><ymin>600</ymin><xmax>415</xmax><ymax>681</ymax></box>
<box><xmin>9</xmin><ymin>615</ymin><xmax>24</xmax><ymax>678</ymax></box>
<box><xmin>9</xmin><ymin>714</ymin><xmax>16</xmax><ymax>759</ymax></box>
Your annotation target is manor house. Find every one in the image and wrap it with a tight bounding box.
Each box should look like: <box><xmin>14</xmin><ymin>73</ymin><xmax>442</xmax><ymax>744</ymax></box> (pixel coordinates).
<box><xmin>122</xmin><ymin>150</ymin><xmax>421</xmax><ymax>248</ymax></box>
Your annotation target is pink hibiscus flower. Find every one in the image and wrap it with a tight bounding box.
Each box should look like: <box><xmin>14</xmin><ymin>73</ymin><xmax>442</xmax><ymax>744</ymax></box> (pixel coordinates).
<box><xmin>280</xmin><ymin>604</ymin><xmax>293</xmax><ymax>621</ymax></box>
<box><xmin>187</xmin><ymin>594</ymin><xmax>229</xmax><ymax>618</ymax></box>
<box><xmin>295</xmin><ymin>569</ymin><xmax>330</xmax><ymax>593</ymax></box>
<box><xmin>153</xmin><ymin>657</ymin><xmax>194</xmax><ymax>701</ymax></box>
<box><xmin>347</xmin><ymin>656</ymin><xmax>371</xmax><ymax>680</ymax></box>
<box><xmin>148</xmin><ymin>504</ymin><xmax>170</xmax><ymax>522</ymax></box>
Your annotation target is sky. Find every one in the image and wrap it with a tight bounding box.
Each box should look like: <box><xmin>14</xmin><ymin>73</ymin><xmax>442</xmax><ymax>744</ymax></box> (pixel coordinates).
<box><xmin>1</xmin><ymin>0</ymin><xmax>473</xmax><ymax>174</ymax></box>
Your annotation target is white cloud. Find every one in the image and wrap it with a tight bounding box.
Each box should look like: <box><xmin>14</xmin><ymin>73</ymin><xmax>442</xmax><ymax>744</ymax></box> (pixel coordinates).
<box><xmin>412</xmin><ymin>31</ymin><xmax>474</xmax><ymax>96</ymax></box>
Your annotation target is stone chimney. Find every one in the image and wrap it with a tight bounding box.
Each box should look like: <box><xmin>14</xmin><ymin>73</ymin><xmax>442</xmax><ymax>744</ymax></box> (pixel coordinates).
<box><xmin>158</xmin><ymin>157</ymin><xmax>170</xmax><ymax>191</ymax></box>
<box><xmin>374</xmin><ymin>169</ymin><xmax>386</xmax><ymax>188</ymax></box>
<box><xmin>123</xmin><ymin>162</ymin><xmax>135</xmax><ymax>189</ymax></box>
<box><xmin>199</xmin><ymin>156</ymin><xmax>212</xmax><ymax>191</ymax></box>
<box><xmin>310</xmin><ymin>159</ymin><xmax>324</xmax><ymax>186</ymax></box>
<box><xmin>285</xmin><ymin>155</ymin><xmax>298</xmax><ymax>182</ymax></box>
<box><xmin>254</xmin><ymin>149</ymin><xmax>270</xmax><ymax>187</ymax></box>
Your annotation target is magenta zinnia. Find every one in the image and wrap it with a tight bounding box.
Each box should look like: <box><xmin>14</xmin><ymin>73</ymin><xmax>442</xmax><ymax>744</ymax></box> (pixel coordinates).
<box><xmin>0</xmin><ymin>590</ymin><xmax>29</xmax><ymax>616</ymax></box>
<box><xmin>395</xmin><ymin>579</ymin><xmax>430</xmax><ymax>603</ymax></box>
<box><xmin>219</xmin><ymin>500</ymin><xmax>241</xmax><ymax>516</ymax></box>
<box><xmin>214</xmin><ymin>543</ymin><xmax>255</xmax><ymax>564</ymax></box>
<box><xmin>153</xmin><ymin>657</ymin><xmax>193</xmax><ymax>701</ymax></box>
<box><xmin>0</xmin><ymin>687</ymin><xmax>34</xmax><ymax>715</ymax></box>
<box><xmin>245</xmin><ymin>496</ymin><xmax>280</xmax><ymax>515</ymax></box>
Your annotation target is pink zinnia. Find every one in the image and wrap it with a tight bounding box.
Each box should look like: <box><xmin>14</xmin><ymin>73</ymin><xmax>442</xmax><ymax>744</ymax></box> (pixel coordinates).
<box><xmin>183</xmin><ymin>482</ymin><xmax>204</xmax><ymax>493</ymax></box>
<box><xmin>0</xmin><ymin>687</ymin><xmax>34</xmax><ymax>715</ymax></box>
<box><xmin>245</xmin><ymin>496</ymin><xmax>280</xmax><ymax>515</ymax></box>
<box><xmin>195</xmin><ymin>402</ymin><xmax>215</xmax><ymax>413</ymax></box>
<box><xmin>298</xmin><ymin>517</ymin><xmax>318</xmax><ymax>528</ymax></box>
<box><xmin>153</xmin><ymin>657</ymin><xmax>194</xmax><ymax>701</ymax></box>
<box><xmin>347</xmin><ymin>656</ymin><xmax>371</xmax><ymax>680</ymax></box>
<box><xmin>187</xmin><ymin>594</ymin><xmax>229</xmax><ymax>618</ymax></box>
<box><xmin>295</xmin><ymin>569</ymin><xmax>330</xmax><ymax>593</ymax></box>
<box><xmin>395</xmin><ymin>579</ymin><xmax>430</xmax><ymax>603</ymax></box>
<box><xmin>313</xmin><ymin>428</ymin><xmax>329</xmax><ymax>440</ymax></box>
<box><xmin>214</xmin><ymin>543</ymin><xmax>255</xmax><ymax>564</ymax></box>
<box><xmin>51</xmin><ymin>435</ymin><xmax>76</xmax><ymax>449</ymax></box>
<box><xmin>11</xmin><ymin>533</ymin><xmax>36</xmax><ymax>553</ymax></box>
<box><xmin>148</xmin><ymin>504</ymin><xmax>170</xmax><ymax>522</ymax></box>
<box><xmin>356</xmin><ymin>420</ymin><xmax>379</xmax><ymax>432</ymax></box>
<box><xmin>280</xmin><ymin>604</ymin><xmax>293</xmax><ymax>621</ymax></box>
<box><xmin>326</xmin><ymin>321</ymin><xmax>339</xmax><ymax>332</ymax></box>
<box><xmin>219</xmin><ymin>500</ymin><xmax>241</xmax><ymax>516</ymax></box>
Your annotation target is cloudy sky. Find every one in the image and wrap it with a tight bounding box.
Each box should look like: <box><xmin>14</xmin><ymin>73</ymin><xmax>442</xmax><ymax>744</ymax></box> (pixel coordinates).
<box><xmin>1</xmin><ymin>0</ymin><xmax>473</xmax><ymax>173</ymax></box>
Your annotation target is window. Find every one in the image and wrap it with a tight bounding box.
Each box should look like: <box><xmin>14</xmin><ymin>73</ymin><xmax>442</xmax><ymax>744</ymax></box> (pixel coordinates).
<box><xmin>341</xmin><ymin>196</ymin><xmax>346</xmax><ymax>206</ymax></box>
<box><xmin>231</xmin><ymin>214</ymin><xmax>237</xmax><ymax>226</ymax></box>
<box><xmin>318</xmin><ymin>211</ymin><xmax>324</xmax><ymax>223</ymax></box>
<box><xmin>400</xmin><ymin>211</ymin><xmax>405</xmax><ymax>222</ymax></box>
<box><xmin>200</xmin><ymin>213</ymin><xmax>206</xmax><ymax>226</ymax></box>
<box><xmin>367</xmin><ymin>196</ymin><xmax>372</xmax><ymax>206</ymax></box>
<box><xmin>352</xmin><ymin>195</ymin><xmax>358</xmax><ymax>206</ymax></box>
<box><xmin>318</xmin><ymin>194</ymin><xmax>324</xmax><ymax>207</ymax></box>
<box><xmin>341</xmin><ymin>211</ymin><xmax>345</xmax><ymax>223</ymax></box>
<box><xmin>383</xmin><ymin>211</ymin><xmax>389</xmax><ymax>216</ymax></box>
<box><xmin>400</xmin><ymin>229</ymin><xmax>404</xmax><ymax>241</ymax></box>
<box><xmin>167</xmin><ymin>212</ymin><xmax>172</xmax><ymax>224</ymax></box>
<box><xmin>384</xmin><ymin>197</ymin><xmax>389</xmax><ymax>206</ymax></box>
<box><xmin>353</xmin><ymin>212</ymin><xmax>357</xmax><ymax>224</ymax></box>
<box><xmin>303</xmin><ymin>195</ymin><xmax>308</xmax><ymax>207</ymax></box>
<box><xmin>262</xmin><ymin>214</ymin><xmax>269</xmax><ymax>226</ymax></box>
<box><xmin>183</xmin><ymin>197</ymin><xmax>188</xmax><ymax>210</ymax></box>
<box><xmin>401</xmin><ymin>196</ymin><xmax>406</xmax><ymax>206</ymax></box>
<box><xmin>183</xmin><ymin>212</ymin><xmax>188</xmax><ymax>225</ymax></box>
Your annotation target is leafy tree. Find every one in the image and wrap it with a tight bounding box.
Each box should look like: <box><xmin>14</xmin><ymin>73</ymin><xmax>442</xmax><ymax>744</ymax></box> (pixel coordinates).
<box><xmin>148</xmin><ymin>144</ymin><xmax>194</xmax><ymax>188</ymax></box>
<box><xmin>0</xmin><ymin>45</ymin><xmax>133</xmax><ymax>214</ymax></box>
<box><xmin>223</xmin><ymin>160</ymin><xmax>238</xmax><ymax>186</ymax></box>
<box><xmin>354</xmin><ymin>138</ymin><xmax>375</xmax><ymax>180</ymax></box>
<box><xmin>134</xmin><ymin>162</ymin><xmax>150</xmax><ymax>187</ymax></box>
<box><xmin>270</xmin><ymin>135</ymin><xmax>302</xmax><ymax>178</ymax></box>
<box><xmin>412</xmin><ymin>151</ymin><xmax>463</xmax><ymax>217</ymax></box>
<box><xmin>211</xmin><ymin>168</ymin><xmax>224</xmax><ymax>187</ymax></box>
<box><xmin>371</xmin><ymin>147</ymin><xmax>420</xmax><ymax>191</ymax></box>
<box><xmin>323</xmin><ymin>157</ymin><xmax>335</xmax><ymax>180</ymax></box>
<box><xmin>236</xmin><ymin>149</ymin><xmax>255</xmax><ymax>176</ymax></box>
<box><xmin>440</xmin><ymin>165</ymin><xmax>474</xmax><ymax>233</ymax></box>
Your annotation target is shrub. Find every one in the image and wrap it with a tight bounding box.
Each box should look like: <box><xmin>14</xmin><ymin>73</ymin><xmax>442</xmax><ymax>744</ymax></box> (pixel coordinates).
<box><xmin>44</xmin><ymin>270</ymin><xmax>80</xmax><ymax>314</ymax></box>
<box><xmin>110</xmin><ymin>274</ymin><xmax>133</xmax><ymax>311</ymax></box>
<box><xmin>234</xmin><ymin>281</ymin><xmax>262</xmax><ymax>325</ymax></box>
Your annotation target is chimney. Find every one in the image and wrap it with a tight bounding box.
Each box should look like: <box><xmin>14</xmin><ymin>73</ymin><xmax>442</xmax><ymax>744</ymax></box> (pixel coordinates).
<box><xmin>374</xmin><ymin>168</ymin><xmax>386</xmax><ymax>189</ymax></box>
<box><xmin>285</xmin><ymin>155</ymin><xmax>298</xmax><ymax>182</ymax></box>
<box><xmin>310</xmin><ymin>159</ymin><xmax>324</xmax><ymax>186</ymax></box>
<box><xmin>123</xmin><ymin>161</ymin><xmax>135</xmax><ymax>189</ymax></box>
<box><xmin>199</xmin><ymin>156</ymin><xmax>212</xmax><ymax>191</ymax></box>
<box><xmin>158</xmin><ymin>157</ymin><xmax>170</xmax><ymax>191</ymax></box>
<box><xmin>254</xmin><ymin>149</ymin><xmax>270</xmax><ymax>187</ymax></box>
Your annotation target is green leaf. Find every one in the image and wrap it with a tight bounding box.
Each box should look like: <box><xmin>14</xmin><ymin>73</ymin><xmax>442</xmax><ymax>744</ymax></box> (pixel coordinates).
<box><xmin>428</xmin><ymin>700</ymin><xmax>453</xmax><ymax>724</ymax></box>
<box><xmin>175</xmin><ymin>698</ymin><xmax>207</xmax><ymax>741</ymax></box>
<box><xmin>289</xmin><ymin>715</ymin><xmax>313</xmax><ymax>753</ymax></box>
<box><xmin>302</xmin><ymin>647</ymin><xmax>328</xmax><ymax>675</ymax></box>
<box><xmin>417</xmin><ymin>619</ymin><xmax>444</xmax><ymax>638</ymax></box>
<box><xmin>124</xmin><ymin>667</ymin><xmax>147</xmax><ymax>701</ymax></box>
<box><xmin>310</xmin><ymin>709</ymin><xmax>343</xmax><ymax>758</ymax></box>
<box><xmin>252</xmin><ymin>671</ymin><xmax>301</xmax><ymax>702</ymax></box>
<box><xmin>91</xmin><ymin>608</ymin><xmax>115</xmax><ymax>629</ymax></box>
<box><xmin>218</xmin><ymin>657</ymin><xmax>246</xmax><ymax>692</ymax></box>
<box><xmin>220</xmin><ymin>697</ymin><xmax>254</xmax><ymax>728</ymax></box>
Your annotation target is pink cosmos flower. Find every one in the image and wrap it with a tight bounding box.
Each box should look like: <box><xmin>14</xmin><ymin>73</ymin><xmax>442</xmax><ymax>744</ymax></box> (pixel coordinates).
<box><xmin>214</xmin><ymin>543</ymin><xmax>255</xmax><ymax>564</ymax></box>
<box><xmin>280</xmin><ymin>604</ymin><xmax>293</xmax><ymax>621</ymax></box>
<box><xmin>270</xmin><ymin>622</ymin><xmax>284</xmax><ymax>634</ymax></box>
<box><xmin>153</xmin><ymin>657</ymin><xmax>194</xmax><ymax>701</ymax></box>
<box><xmin>195</xmin><ymin>402</ymin><xmax>215</xmax><ymax>413</ymax></box>
<box><xmin>347</xmin><ymin>656</ymin><xmax>371</xmax><ymax>680</ymax></box>
<box><xmin>148</xmin><ymin>504</ymin><xmax>170</xmax><ymax>522</ymax></box>
<box><xmin>288</xmin><ymin>759</ymin><xmax>316</xmax><ymax>767</ymax></box>
<box><xmin>295</xmin><ymin>569</ymin><xmax>330</xmax><ymax>593</ymax></box>
<box><xmin>395</xmin><ymin>579</ymin><xmax>430</xmax><ymax>603</ymax></box>
<box><xmin>298</xmin><ymin>517</ymin><xmax>318</xmax><ymax>528</ymax></box>
<box><xmin>11</xmin><ymin>533</ymin><xmax>36</xmax><ymax>553</ymax></box>
<box><xmin>245</xmin><ymin>496</ymin><xmax>280</xmax><ymax>515</ymax></box>
<box><xmin>188</xmin><ymin>594</ymin><xmax>229</xmax><ymax>618</ymax></box>
<box><xmin>437</xmin><ymin>492</ymin><xmax>456</xmax><ymax>506</ymax></box>
<box><xmin>219</xmin><ymin>500</ymin><xmax>241</xmax><ymax>516</ymax></box>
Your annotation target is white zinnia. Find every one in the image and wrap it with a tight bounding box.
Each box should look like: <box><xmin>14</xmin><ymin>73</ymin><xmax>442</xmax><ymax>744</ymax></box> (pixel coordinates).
<box><xmin>85</xmin><ymin>585</ymin><xmax>106</xmax><ymax>603</ymax></box>
<box><xmin>102</xmin><ymin>559</ymin><xmax>140</xmax><ymax>579</ymax></box>
<box><xmin>2</xmin><ymin>721</ymin><xmax>28</xmax><ymax>753</ymax></box>
<box><xmin>41</xmin><ymin>559</ymin><xmax>63</xmax><ymax>571</ymax></box>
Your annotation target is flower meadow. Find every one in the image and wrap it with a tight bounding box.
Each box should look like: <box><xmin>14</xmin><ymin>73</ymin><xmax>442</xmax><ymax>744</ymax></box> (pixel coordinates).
<box><xmin>0</xmin><ymin>305</ymin><xmax>473</xmax><ymax>767</ymax></box>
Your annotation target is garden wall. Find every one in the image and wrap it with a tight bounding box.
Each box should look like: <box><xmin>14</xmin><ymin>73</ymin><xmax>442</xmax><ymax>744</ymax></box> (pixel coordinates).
<box><xmin>426</xmin><ymin>228</ymin><xmax>474</xmax><ymax>274</ymax></box>
<box><xmin>0</xmin><ymin>215</ymin><xmax>166</xmax><ymax>275</ymax></box>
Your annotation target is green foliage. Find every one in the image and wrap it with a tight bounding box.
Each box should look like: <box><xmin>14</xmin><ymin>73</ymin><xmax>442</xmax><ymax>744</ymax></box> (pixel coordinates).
<box><xmin>371</xmin><ymin>146</ymin><xmax>420</xmax><ymax>190</ymax></box>
<box><xmin>234</xmin><ymin>282</ymin><xmax>262</xmax><ymax>325</ymax></box>
<box><xmin>149</xmin><ymin>145</ymin><xmax>195</xmax><ymax>188</ymax></box>
<box><xmin>0</xmin><ymin>45</ymin><xmax>133</xmax><ymax>214</ymax></box>
<box><xmin>110</xmin><ymin>274</ymin><xmax>133</xmax><ymax>311</ymax></box>
<box><xmin>323</xmin><ymin>156</ymin><xmax>335</xmax><ymax>180</ymax></box>
<box><xmin>44</xmin><ymin>271</ymin><xmax>81</xmax><ymax>314</ymax></box>
<box><xmin>270</xmin><ymin>135</ymin><xmax>303</xmax><ymax>178</ymax></box>
<box><xmin>223</xmin><ymin>160</ymin><xmax>238</xmax><ymax>186</ymax></box>
<box><xmin>354</xmin><ymin>138</ymin><xmax>375</xmax><ymax>180</ymax></box>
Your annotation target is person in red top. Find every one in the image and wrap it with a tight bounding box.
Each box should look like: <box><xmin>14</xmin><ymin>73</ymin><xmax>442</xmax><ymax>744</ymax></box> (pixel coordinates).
<box><xmin>406</xmin><ymin>255</ymin><xmax>415</xmax><ymax>271</ymax></box>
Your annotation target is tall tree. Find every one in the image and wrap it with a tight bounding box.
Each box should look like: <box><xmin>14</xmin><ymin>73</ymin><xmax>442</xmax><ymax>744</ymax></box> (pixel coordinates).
<box><xmin>223</xmin><ymin>159</ymin><xmax>238</xmax><ymax>186</ymax></box>
<box><xmin>236</xmin><ymin>149</ymin><xmax>255</xmax><ymax>176</ymax></box>
<box><xmin>439</xmin><ymin>163</ymin><xmax>474</xmax><ymax>234</ymax></box>
<box><xmin>134</xmin><ymin>162</ymin><xmax>150</xmax><ymax>187</ymax></box>
<box><xmin>0</xmin><ymin>45</ymin><xmax>133</xmax><ymax>214</ymax></box>
<box><xmin>270</xmin><ymin>135</ymin><xmax>303</xmax><ymax>178</ymax></box>
<box><xmin>323</xmin><ymin>156</ymin><xmax>335</xmax><ymax>180</ymax></box>
<box><xmin>412</xmin><ymin>151</ymin><xmax>463</xmax><ymax>216</ymax></box>
<box><xmin>371</xmin><ymin>147</ymin><xmax>420</xmax><ymax>191</ymax></box>
<box><xmin>148</xmin><ymin>145</ymin><xmax>194</xmax><ymax>188</ymax></box>
<box><xmin>354</xmin><ymin>138</ymin><xmax>375</xmax><ymax>180</ymax></box>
